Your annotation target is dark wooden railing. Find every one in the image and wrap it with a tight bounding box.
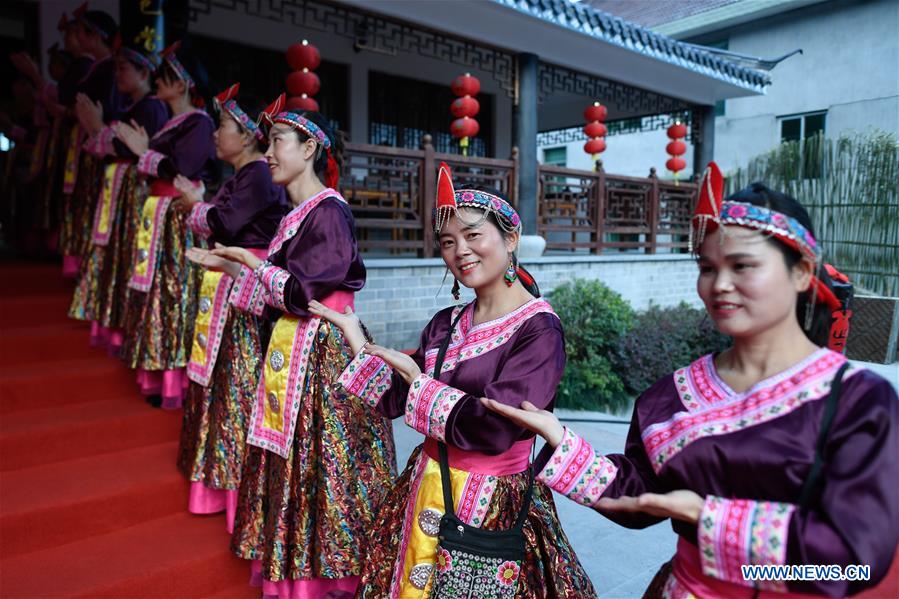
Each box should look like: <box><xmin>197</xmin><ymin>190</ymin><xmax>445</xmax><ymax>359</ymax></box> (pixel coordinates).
<box><xmin>339</xmin><ymin>143</ymin><xmax>695</xmax><ymax>256</ymax></box>
<box><xmin>537</xmin><ymin>162</ymin><xmax>697</xmax><ymax>254</ymax></box>
<box><xmin>340</xmin><ymin>135</ymin><xmax>517</xmax><ymax>257</ymax></box>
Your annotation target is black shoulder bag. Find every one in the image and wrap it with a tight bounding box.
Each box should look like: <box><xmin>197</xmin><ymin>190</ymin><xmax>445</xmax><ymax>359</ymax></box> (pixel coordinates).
<box><xmin>428</xmin><ymin>307</ymin><xmax>532</xmax><ymax>599</ymax></box>
<box><xmin>798</xmin><ymin>361</ymin><xmax>850</xmax><ymax>509</ymax></box>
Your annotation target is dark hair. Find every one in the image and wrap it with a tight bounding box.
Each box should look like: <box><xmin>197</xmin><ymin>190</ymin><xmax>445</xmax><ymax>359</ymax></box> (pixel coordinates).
<box><xmin>280</xmin><ymin>110</ymin><xmax>344</xmax><ymax>185</ymax></box>
<box><xmin>457</xmin><ymin>184</ymin><xmax>541</xmax><ymax>298</ymax></box>
<box><xmin>82</xmin><ymin>11</ymin><xmax>118</xmax><ymax>46</ymax></box>
<box><xmin>215</xmin><ymin>95</ymin><xmax>267</xmax><ymax>153</ymax></box>
<box><xmin>154</xmin><ymin>41</ymin><xmax>214</xmax><ymax>111</ymax></box>
<box><xmin>724</xmin><ymin>182</ymin><xmax>835</xmax><ymax>346</ymax></box>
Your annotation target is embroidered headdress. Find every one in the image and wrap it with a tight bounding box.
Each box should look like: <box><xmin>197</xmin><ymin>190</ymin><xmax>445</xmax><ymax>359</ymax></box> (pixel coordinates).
<box><xmin>268</xmin><ymin>105</ymin><xmax>340</xmax><ymax>189</ymax></box>
<box><xmin>159</xmin><ymin>41</ymin><xmax>195</xmax><ymax>90</ymax></box>
<box><xmin>214</xmin><ymin>82</ymin><xmax>263</xmax><ymax>142</ymax></box>
<box><xmin>434</xmin><ymin>163</ymin><xmax>537</xmax><ymax>294</ymax></box>
<box><xmin>691</xmin><ymin>162</ymin><xmax>852</xmax><ymax>351</ymax></box>
<box><xmin>117</xmin><ymin>42</ymin><xmax>159</xmax><ymax>73</ymax></box>
<box><xmin>434</xmin><ymin>162</ymin><xmax>522</xmax><ymax>235</ymax></box>
<box><xmin>74</xmin><ymin>4</ymin><xmax>117</xmax><ymax>42</ymax></box>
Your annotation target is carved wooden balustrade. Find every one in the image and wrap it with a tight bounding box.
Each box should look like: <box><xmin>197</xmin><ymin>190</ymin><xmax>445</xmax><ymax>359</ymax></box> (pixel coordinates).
<box><xmin>339</xmin><ymin>142</ymin><xmax>695</xmax><ymax>256</ymax></box>
<box><xmin>537</xmin><ymin>162</ymin><xmax>697</xmax><ymax>254</ymax></box>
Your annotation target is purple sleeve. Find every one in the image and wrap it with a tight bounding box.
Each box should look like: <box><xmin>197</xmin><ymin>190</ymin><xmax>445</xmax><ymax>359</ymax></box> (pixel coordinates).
<box><xmin>782</xmin><ymin>374</ymin><xmax>899</xmax><ymax>595</ymax></box>
<box><xmin>339</xmin><ymin>311</ymin><xmax>444</xmax><ymax>418</ymax></box>
<box><xmin>264</xmin><ymin>201</ymin><xmax>363</xmax><ymax>318</ymax></box>
<box><xmin>533</xmin><ymin>377</ymin><xmax>668</xmax><ymax>529</ymax></box>
<box><xmin>205</xmin><ymin>164</ymin><xmax>280</xmax><ymax>245</ymax></box>
<box><xmin>151</xmin><ymin>114</ymin><xmax>216</xmax><ymax>181</ymax></box>
<box><xmin>113</xmin><ymin>98</ymin><xmax>169</xmax><ymax>159</ymax></box>
<box><xmin>403</xmin><ymin>315</ymin><xmax>567</xmax><ymax>455</ymax></box>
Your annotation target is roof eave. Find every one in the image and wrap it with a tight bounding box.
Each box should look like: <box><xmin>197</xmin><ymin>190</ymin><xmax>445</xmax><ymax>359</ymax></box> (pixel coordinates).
<box><xmin>653</xmin><ymin>0</ymin><xmax>830</xmax><ymax>39</ymax></box>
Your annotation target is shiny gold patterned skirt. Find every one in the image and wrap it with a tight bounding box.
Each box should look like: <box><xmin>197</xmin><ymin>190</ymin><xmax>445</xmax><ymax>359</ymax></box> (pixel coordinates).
<box><xmin>93</xmin><ymin>166</ymin><xmax>144</xmax><ymax>331</ymax></box>
<box><xmin>59</xmin><ymin>152</ymin><xmax>101</xmax><ymax>259</ymax></box>
<box><xmin>230</xmin><ymin>321</ymin><xmax>397</xmax><ymax>583</ymax></box>
<box><xmin>178</xmin><ymin>309</ymin><xmax>264</xmax><ymax>489</ymax></box>
<box><xmin>356</xmin><ymin>446</ymin><xmax>597</xmax><ymax>599</ymax></box>
<box><xmin>120</xmin><ymin>204</ymin><xmax>201</xmax><ymax>372</ymax></box>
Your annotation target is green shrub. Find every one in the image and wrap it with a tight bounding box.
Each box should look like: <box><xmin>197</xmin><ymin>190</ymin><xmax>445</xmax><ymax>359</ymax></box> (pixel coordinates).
<box><xmin>548</xmin><ymin>279</ymin><xmax>634</xmax><ymax>413</ymax></box>
<box><xmin>613</xmin><ymin>302</ymin><xmax>730</xmax><ymax>395</ymax></box>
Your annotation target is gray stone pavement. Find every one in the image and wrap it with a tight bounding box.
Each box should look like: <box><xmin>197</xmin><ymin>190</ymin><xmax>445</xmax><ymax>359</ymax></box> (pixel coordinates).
<box><xmin>390</xmin><ymin>360</ymin><xmax>897</xmax><ymax>598</ymax></box>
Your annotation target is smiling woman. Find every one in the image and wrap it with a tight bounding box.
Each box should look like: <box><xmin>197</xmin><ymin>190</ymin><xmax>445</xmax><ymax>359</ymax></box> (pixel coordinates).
<box><xmin>310</xmin><ymin>163</ymin><xmax>596</xmax><ymax>598</ymax></box>
<box><xmin>187</xmin><ymin>101</ymin><xmax>397</xmax><ymax>598</ymax></box>
<box><xmin>482</xmin><ymin>163</ymin><xmax>899</xmax><ymax>599</ymax></box>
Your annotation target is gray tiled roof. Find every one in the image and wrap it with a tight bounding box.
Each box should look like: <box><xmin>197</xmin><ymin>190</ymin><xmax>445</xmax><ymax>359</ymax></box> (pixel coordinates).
<box><xmin>492</xmin><ymin>0</ymin><xmax>770</xmax><ymax>91</ymax></box>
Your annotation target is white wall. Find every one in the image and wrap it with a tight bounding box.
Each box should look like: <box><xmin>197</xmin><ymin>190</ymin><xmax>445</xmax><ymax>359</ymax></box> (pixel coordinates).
<box><xmin>187</xmin><ymin>5</ymin><xmax>514</xmax><ymax>157</ymax></box>
<box><xmin>539</xmin><ymin>0</ymin><xmax>899</xmax><ymax>176</ymax></box>
<box><xmin>540</xmin><ymin>126</ymin><xmax>696</xmax><ymax>180</ymax></box>
<box><xmin>712</xmin><ymin>0</ymin><xmax>899</xmax><ymax>171</ymax></box>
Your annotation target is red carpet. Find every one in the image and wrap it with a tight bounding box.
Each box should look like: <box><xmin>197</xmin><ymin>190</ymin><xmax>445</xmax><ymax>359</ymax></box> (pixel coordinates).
<box><xmin>0</xmin><ymin>261</ymin><xmax>252</xmax><ymax>599</ymax></box>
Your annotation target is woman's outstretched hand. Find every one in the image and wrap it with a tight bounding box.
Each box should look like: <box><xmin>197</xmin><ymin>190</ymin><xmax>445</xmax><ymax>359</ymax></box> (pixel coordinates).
<box><xmin>172</xmin><ymin>175</ymin><xmax>203</xmax><ymax>212</ymax></box>
<box><xmin>308</xmin><ymin>300</ymin><xmax>367</xmax><ymax>355</ymax></box>
<box><xmin>596</xmin><ymin>490</ymin><xmax>704</xmax><ymax>525</ymax></box>
<box><xmin>113</xmin><ymin>119</ymin><xmax>149</xmax><ymax>156</ymax></box>
<box><xmin>185</xmin><ymin>247</ymin><xmax>241</xmax><ymax>278</ymax></box>
<box><xmin>365</xmin><ymin>345</ymin><xmax>422</xmax><ymax>384</ymax></box>
<box><xmin>209</xmin><ymin>243</ymin><xmax>261</xmax><ymax>270</ymax></box>
<box><xmin>480</xmin><ymin>398</ymin><xmax>565</xmax><ymax>447</ymax></box>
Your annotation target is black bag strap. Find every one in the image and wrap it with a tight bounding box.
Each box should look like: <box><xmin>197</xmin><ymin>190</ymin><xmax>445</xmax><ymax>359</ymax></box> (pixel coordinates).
<box><xmin>432</xmin><ymin>306</ymin><xmax>466</xmax><ymax>381</ymax></box>
<box><xmin>438</xmin><ymin>440</ymin><xmax>534</xmax><ymax>532</ymax></box>
<box><xmin>433</xmin><ymin>305</ymin><xmax>533</xmax><ymax>533</ymax></box>
<box><xmin>798</xmin><ymin>361</ymin><xmax>850</xmax><ymax>510</ymax></box>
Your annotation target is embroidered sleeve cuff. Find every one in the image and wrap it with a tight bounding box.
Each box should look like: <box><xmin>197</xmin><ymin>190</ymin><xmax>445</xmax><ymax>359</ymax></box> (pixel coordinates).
<box><xmin>338</xmin><ymin>352</ymin><xmax>394</xmax><ymax>407</ymax></box>
<box><xmin>698</xmin><ymin>495</ymin><xmax>795</xmax><ymax>590</ymax></box>
<box><xmin>137</xmin><ymin>149</ymin><xmax>166</xmax><ymax>176</ymax></box>
<box><xmin>187</xmin><ymin>202</ymin><xmax>214</xmax><ymax>239</ymax></box>
<box><xmin>536</xmin><ymin>427</ymin><xmax>618</xmax><ymax>508</ymax></box>
<box><xmin>256</xmin><ymin>262</ymin><xmax>290</xmax><ymax>312</ymax></box>
<box><xmin>83</xmin><ymin>126</ymin><xmax>115</xmax><ymax>156</ymax></box>
<box><xmin>228</xmin><ymin>265</ymin><xmax>266</xmax><ymax>316</ymax></box>
<box><xmin>404</xmin><ymin>374</ymin><xmax>467</xmax><ymax>442</ymax></box>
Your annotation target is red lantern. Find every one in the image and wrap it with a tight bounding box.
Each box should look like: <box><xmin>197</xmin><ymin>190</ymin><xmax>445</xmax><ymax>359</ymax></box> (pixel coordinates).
<box><xmin>285</xmin><ymin>39</ymin><xmax>322</xmax><ymax>113</ymax></box>
<box><xmin>451</xmin><ymin>117</ymin><xmax>480</xmax><ymax>139</ymax></box>
<box><xmin>667</xmin><ymin>122</ymin><xmax>687</xmax><ymax>140</ymax></box>
<box><xmin>584</xmin><ymin>103</ymin><xmax>608</xmax><ymax>122</ymax></box>
<box><xmin>287</xmin><ymin>40</ymin><xmax>321</xmax><ymax>71</ymax></box>
<box><xmin>286</xmin><ymin>69</ymin><xmax>320</xmax><ymax>97</ymax></box>
<box><xmin>286</xmin><ymin>94</ymin><xmax>319</xmax><ymax>112</ymax></box>
<box><xmin>583</xmin><ymin>101</ymin><xmax>607</xmax><ymax>163</ymax></box>
<box><xmin>584</xmin><ymin>138</ymin><xmax>607</xmax><ymax>155</ymax></box>
<box><xmin>451</xmin><ymin>73</ymin><xmax>480</xmax><ymax>97</ymax></box>
<box><xmin>583</xmin><ymin>121</ymin><xmax>607</xmax><ymax>139</ymax></box>
<box><xmin>450</xmin><ymin>73</ymin><xmax>481</xmax><ymax>155</ymax></box>
<box><xmin>665</xmin><ymin>119</ymin><xmax>688</xmax><ymax>182</ymax></box>
<box><xmin>450</xmin><ymin>96</ymin><xmax>480</xmax><ymax>119</ymax></box>
<box><xmin>666</xmin><ymin>140</ymin><xmax>687</xmax><ymax>156</ymax></box>
<box><xmin>666</xmin><ymin>157</ymin><xmax>687</xmax><ymax>172</ymax></box>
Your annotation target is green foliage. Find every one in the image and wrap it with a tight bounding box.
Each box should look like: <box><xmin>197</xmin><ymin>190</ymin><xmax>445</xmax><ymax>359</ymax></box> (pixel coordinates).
<box><xmin>613</xmin><ymin>302</ymin><xmax>730</xmax><ymax>395</ymax></box>
<box><xmin>549</xmin><ymin>282</ymin><xmax>732</xmax><ymax>413</ymax></box>
<box><xmin>548</xmin><ymin>279</ymin><xmax>634</xmax><ymax>413</ymax></box>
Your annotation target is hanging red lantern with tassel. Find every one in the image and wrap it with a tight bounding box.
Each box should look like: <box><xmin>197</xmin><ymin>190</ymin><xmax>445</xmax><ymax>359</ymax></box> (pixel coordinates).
<box><xmin>450</xmin><ymin>72</ymin><xmax>480</xmax><ymax>155</ymax></box>
<box><xmin>666</xmin><ymin>120</ymin><xmax>688</xmax><ymax>183</ymax></box>
<box><xmin>285</xmin><ymin>39</ymin><xmax>321</xmax><ymax>113</ymax></box>
<box><xmin>583</xmin><ymin>101</ymin><xmax>607</xmax><ymax>163</ymax></box>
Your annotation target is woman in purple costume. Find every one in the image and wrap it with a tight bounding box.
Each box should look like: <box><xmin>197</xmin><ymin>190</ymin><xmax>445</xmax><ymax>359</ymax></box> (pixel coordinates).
<box><xmin>311</xmin><ymin>163</ymin><xmax>596</xmax><ymax>598</ymax></box>
<box><xmin>484</xmin><ymin>164</ymin><xmax>899</xmax><ymax>598</ymax></box>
